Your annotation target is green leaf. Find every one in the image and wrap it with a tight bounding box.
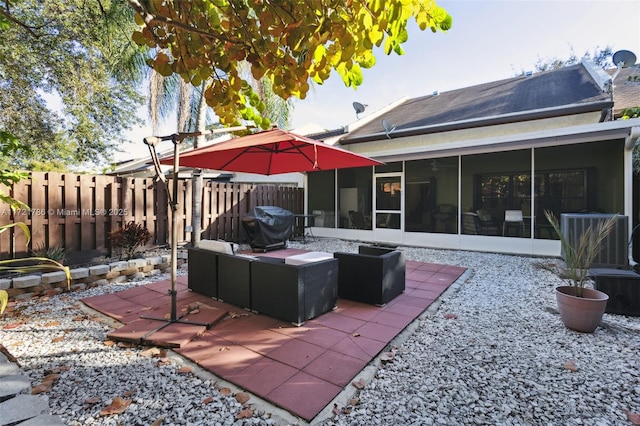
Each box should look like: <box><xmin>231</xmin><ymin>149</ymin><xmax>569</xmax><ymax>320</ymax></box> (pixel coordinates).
<box><xmin>0</xmin><ymin>290</ymin><xmax>7</xmax><ymax>315</ymax></box>
<box><xmin>0</xmin><ymin>194</ymin><xmax>29</xmax><ymax>212</ymax></box>
<box><xmin>313</xmin><ymin>44</ymin><xmax>326</xmax><ymax>63</ymax></box>
<box><xmin>358</xmin><ymin>50</ymin><xmax>376</xmax><ymax>68</ymax></box>
<box><xmin>260</xmin><ymin>117</ymin><xmax>271</xmax><ymax>129</ymax></box>
<box><xmin>131</xmin><ymin>31</ymin><xmax>146</xmax><ymax>46</ymax></box>
<box><xmin>0</xmin><ymin>14</ymin><xmax>10</xmax><ymax>30</ymax></box>
<box><xmin>0</xmin><ymin>222</ymin><xmax>31</xmax><ymax>245</ymax></box>
<box><xmin>431</xmin><ymin>6</ymin><xmax>449</xmax><ymax>23</ymax></box>
<box><xmin>440</xmin><ymin>14</ymin><xmax>453</xmax><ymax>31</ymax></box>
<box><xmin>383</xmin><ymin>37</ymin><xmax>393</xmax><ymax>55</ymax></box>
<box><xmin>154</xmin><ymin>52</ymin><xmax>174</xmax><ymax>76</ymax></box>
<box><xmin>347</xmin><ymin>63</ymin><xmax>364</xmax><ymax>87</ymax></box>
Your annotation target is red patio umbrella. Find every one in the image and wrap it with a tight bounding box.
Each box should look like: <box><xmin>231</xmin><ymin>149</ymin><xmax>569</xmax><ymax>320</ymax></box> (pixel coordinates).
<box><xmin>159</xmin><ymin>128</ymin><xmax>382</xmax><ymax>173</ymax></box>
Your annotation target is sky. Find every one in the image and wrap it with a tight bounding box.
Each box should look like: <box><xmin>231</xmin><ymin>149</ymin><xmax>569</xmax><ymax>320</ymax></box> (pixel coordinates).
<box><xmin>117</xmin><ymin>0</ymin><xmax>640</xmax><ymax>162</ymax></box>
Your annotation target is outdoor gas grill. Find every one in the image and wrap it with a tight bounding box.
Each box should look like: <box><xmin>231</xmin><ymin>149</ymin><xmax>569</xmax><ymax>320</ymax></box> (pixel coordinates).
<box><xmin>242</xmin><ymin>206</ymin><xmax>294</xmax><ymax>252</ymax></box>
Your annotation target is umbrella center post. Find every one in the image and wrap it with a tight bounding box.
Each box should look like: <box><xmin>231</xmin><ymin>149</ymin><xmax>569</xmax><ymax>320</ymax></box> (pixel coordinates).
<box><xmin>140</xmin><ymin>134</ymin><xmax>211</xmax><ymax>339</ymax></box>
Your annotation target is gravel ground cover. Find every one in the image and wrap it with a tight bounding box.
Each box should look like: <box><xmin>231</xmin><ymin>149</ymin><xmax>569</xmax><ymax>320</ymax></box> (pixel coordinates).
<box><xmin>1</xmin><ymin>238</ymin><xmax>640</xmax><ymax>425</ymax></box>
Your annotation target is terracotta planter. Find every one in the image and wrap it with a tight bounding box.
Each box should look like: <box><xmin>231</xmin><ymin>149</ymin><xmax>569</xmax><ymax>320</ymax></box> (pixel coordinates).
<box><xmin>555</xmin><ymin>286</ymin><xmax>609</xmax><ymax>333</ymax></box>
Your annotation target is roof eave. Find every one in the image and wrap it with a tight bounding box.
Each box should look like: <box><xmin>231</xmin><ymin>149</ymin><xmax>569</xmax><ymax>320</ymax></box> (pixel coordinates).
<box><xmin>369</xmin><ymin>118</ymin><xmax>640</xmax><ymax>163</ymax></box>
<box><xmin>339</xmin><ymin>101</ymin><xmax>614</xmax><ymax>145</ymax></box>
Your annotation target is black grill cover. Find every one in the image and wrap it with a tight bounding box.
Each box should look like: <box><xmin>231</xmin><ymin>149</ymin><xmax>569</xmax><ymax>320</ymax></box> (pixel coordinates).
<box><xmin>242</xmin><ymin>206</ymin><xmax>294</xmax><ymax>250</ymax></box>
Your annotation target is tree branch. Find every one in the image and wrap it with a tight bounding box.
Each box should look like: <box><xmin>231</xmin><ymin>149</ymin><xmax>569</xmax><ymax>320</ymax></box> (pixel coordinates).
<box><xmin>125</xmin><ymin>0</ymin><xmax>250</xmax><ymax>48</ymax></box>
<box><xmin>0</xmin><ymin>5</ymin><xmax>40</xmax><ymax>37</ymax></box>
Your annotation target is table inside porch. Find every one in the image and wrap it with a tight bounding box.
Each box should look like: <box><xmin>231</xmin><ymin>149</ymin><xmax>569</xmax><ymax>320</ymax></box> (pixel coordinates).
<box><xmin>292</xmin><ymin>214</ymin><xmax>317</xmax><ymax>243</ymax></box>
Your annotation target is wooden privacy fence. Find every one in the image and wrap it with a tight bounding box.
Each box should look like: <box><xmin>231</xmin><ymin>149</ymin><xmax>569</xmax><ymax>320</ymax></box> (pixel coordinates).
<box><xmin>198</xmin><ymin>179</ymin><xmax>303</xmax><ymax>243</ymax></box>
<box><xmin>0</xmin><ymin>172</ymin><xmax>303</xmax><ymax>263</ymax></box>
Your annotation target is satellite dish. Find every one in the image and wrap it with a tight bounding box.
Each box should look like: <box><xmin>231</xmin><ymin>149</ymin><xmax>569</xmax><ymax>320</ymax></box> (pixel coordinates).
<box><xmin>613</xmin><ymin>50</ymin><xmax>637</xmax><ymax>68</ymax></box>
<box><xmin>353</xmin><ymin>102</ymin><xmax>367</xmax><ymax>118</ymax></box>
<box><xmin>382</xmin><ymin>119</ymin><xmax>396</xmax><ymax>138</ymax></box>
<box><xmin>610</xmin><ymin>50</ymin><xmax>637</xmax><ymax>88</ymax></box>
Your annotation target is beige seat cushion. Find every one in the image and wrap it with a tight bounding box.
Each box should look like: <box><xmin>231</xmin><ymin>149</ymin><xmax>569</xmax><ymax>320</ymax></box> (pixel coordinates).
<box><xmin>285</xmin><ymin>251</ymin><xmax>333</xmax><ymax>265</ymax></box>
<box><xmin>198</xmin><ymin>239</ymin><xmax>236</xmax><ymax>255</ymax></box>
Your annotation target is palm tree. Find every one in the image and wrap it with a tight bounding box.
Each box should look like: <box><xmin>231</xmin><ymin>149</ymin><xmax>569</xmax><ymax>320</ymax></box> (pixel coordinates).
<box><xmin>145</xmin><ymin>57</ymin><xmax>294</xmax><ymax>245</ymax></box>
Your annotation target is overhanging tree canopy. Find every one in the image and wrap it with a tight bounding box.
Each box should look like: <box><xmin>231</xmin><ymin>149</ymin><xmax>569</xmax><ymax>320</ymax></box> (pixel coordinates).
<box><xmin>127</xmin><ymin>0</ymin><xmax>452</xmax><ymax>128</ymax></box>
<box><xmin>0</xmin><ymin>0</ymin><xmax>146</xmax><ymax>169</ymax></box>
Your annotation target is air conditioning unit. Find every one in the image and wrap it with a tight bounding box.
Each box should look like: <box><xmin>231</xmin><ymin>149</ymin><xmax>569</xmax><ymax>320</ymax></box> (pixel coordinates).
<box><xmin>560</xmin><ymin>214</ymin><xmax>629</xmax><ymax>268</ymax></box>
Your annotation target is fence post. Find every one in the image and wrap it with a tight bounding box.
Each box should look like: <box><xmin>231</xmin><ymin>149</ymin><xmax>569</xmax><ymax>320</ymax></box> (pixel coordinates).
<box><xmin>155</xmin><ymin>180</ymin><xmax>168</xmax><ymax>246</ymax></box>
<box><xmin>191</xmin><ymin>171</ymin><xmax>203</xmax><ymax>247</ymax></box>
<box><xmin>30</xmin><ymin>172</ymin><xmax>47</xmax><ymax>254</ymax></box>
<box><xmin>12</xmin><ymin>175</ymin><xmax>30</xmax><ymax>257</ymax></box>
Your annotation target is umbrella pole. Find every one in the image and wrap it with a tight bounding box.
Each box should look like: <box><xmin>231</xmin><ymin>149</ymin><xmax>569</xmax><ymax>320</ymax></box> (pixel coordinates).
<box><xmin>139</xmin><ymin>136</ymin><xmax>210</xmax><ymax>343</ymax></box>
<box><xmin>169</xmin><ymin>139</ymin><xmax>179</xmax><ymax>321</ymax></box>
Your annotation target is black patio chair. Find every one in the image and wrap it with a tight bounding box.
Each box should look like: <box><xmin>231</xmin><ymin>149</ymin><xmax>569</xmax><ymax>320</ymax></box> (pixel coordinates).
<box><xmin>348</xmin><ymin>210</ymin><xmax>367</xmax><ymax>229</ymax></box>
<box><xmin>333</xmin><ymin>245</ymin><xmax>405</xmax><ymax>305</ymax></box>
<box><xmin>462</xmin><ymin>212</ymin><xmax>500</xmax><ymax>235</ymax></box>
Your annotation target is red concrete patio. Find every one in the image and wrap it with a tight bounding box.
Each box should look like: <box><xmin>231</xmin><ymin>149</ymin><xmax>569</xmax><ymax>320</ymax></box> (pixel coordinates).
<box><xmin>81</xmin><ymin>249</ymin><xmax>465</xmax><ymax>422</ymax></box>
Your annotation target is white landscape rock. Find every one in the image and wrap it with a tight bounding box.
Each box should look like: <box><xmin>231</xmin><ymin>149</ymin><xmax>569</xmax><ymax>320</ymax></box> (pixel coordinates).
<box><xmin>0</xmin><ymin>239</ymin><xmax>638</xmax><ymax>425</ymax></box>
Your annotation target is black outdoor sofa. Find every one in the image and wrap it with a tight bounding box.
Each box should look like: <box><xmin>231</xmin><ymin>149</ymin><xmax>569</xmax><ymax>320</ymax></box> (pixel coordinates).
<box><xmin>250</xmin><ymin>257</ymin><xmax>338</xmax><ymax>325</ymax></box>
<box><xmin>187</xmin><ymin>241</ymin><xmax>338</xmax><ymax>325</ymax></box>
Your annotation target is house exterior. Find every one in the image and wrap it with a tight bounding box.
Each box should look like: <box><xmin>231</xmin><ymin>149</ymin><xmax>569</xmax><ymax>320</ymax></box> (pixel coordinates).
<box><xmin>306</xmin><ymin>59</ymin><xmax>640</xmax><ymax>259</ymax></box>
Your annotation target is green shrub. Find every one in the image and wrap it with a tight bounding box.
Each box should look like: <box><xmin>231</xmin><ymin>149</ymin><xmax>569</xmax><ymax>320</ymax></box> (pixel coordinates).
<box><xmin>109</xmin><ymin>221</ymin><xmax>152</xmax><ymax>260</ymax></box>
<box><xmin>31</xmin><ymin>243</ymin><xmax>66</xmax><ymax>264</ymax></box>
<box><xmin>621</xmin><ymin>106</ymin><xmax>640</xmax><ymax>119</ymax></box>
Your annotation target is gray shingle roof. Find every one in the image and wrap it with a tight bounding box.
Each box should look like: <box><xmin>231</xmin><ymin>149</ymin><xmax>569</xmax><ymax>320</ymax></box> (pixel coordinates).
<box><xmin>342</xmin><ymin>63</ymin><xmax>613</xmax><ymax>143</ymax></box>
<box><xmin>304</xmin><ymin>127</ymin><xmax>347</xmax><ymax>140</ymax></box>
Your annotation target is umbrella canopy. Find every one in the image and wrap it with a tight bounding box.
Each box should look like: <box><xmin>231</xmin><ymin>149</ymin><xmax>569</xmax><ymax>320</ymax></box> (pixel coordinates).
<box><xmin>159</xmin><ymin>128</ymin><xmax>382</xmax><ymax>175</ymax></box>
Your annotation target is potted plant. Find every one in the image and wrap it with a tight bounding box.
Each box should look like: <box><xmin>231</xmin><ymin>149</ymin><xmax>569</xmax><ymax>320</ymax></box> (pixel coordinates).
<box><xmin>538</xmin><ymin>209</ymin><xmax>618</xmax><ymax>333</ymax></box>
